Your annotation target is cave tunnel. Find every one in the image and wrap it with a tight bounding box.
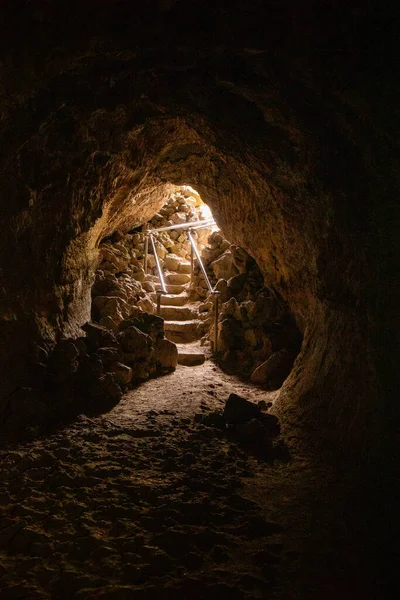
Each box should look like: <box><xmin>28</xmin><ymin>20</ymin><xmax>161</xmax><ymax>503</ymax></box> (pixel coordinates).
<box><xmin>0</xmin><ymin>1</ymin><xmax>399</xmax><ymax>598</ymax></box>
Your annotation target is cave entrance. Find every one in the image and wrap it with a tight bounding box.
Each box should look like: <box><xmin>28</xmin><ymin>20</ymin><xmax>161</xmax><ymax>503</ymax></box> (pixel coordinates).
<box><xmin>92</xmin><ymin>185</ymin><xmax>302</xmax><ymax>390</ymax></box>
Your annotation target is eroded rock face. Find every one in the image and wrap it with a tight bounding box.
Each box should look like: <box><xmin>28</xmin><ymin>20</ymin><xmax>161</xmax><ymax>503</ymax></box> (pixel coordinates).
<box><xmin>189</xmin><ymin>231</ymin><xmax>301</xmax><ymax>383</ymax></box>
<box><xmin>0</xmin><ymin>2</ymin><xmax>397</xmax><ymax>456</ymax></box>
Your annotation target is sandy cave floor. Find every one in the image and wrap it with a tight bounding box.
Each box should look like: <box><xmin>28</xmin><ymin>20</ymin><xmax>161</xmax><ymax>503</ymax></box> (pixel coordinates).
<box><xmin>0</xmin><ymin>360</ymin><xmax>374</xmax><ymax>599</ymax></box>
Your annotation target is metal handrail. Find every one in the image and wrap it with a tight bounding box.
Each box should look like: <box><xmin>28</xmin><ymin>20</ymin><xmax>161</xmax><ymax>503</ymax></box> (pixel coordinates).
<box><xmin>187</xmin><ymin>230</ymin><xmax>214</xmax><ymax>294</ymax></box>
<box><xmin>187</xmin><ymin>229</ymin><xmax>221</xmax><ymax>352</ymax></box>
<box><xmin>143</xmin><ymin>223</ymin><xmax>221</xmax><ymax>352</ymax></box>
<box><xmin>149</xmin><ymin>233</ymin><xmax>167</xmax><ymax>315</ymax></box>
<box><xmin>148</xmin><ymin>219</ymin><xmax>215</xmax><ymax>234</ymax></box>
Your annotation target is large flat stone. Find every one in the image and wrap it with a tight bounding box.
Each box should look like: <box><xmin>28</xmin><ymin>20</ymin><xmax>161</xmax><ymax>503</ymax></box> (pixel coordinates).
<box><xmin>165</xmin><ymin>272</ymin><xmax>191</xmax><ymax>285</ymax></box>
<box><xmin>160</xmin><ymin>305</ymin><xmax>196</xmax><ymax>321</ymax></box>
<box><xmin>177</xmin><ymin>352</ymin><xmax>205</xmax><ymax>366</ymax></box>
<box><xmin>150</xmin><ymin>293</ymin><xmax>188</xmax><ymax>306</ymax></box>
<box><xmin>164</xmin><ymin>320</ymin><xmax>204</xmax><ymax>343</ymax></box>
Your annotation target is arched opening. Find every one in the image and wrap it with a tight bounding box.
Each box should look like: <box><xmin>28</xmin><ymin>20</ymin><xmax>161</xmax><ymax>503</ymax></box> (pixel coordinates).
<box><xmin>0</xmin><ymin>2</ymin><xmax>398</xmax><ymax>597</ymax></box>
<box><xmin>91</xmin><ymin>183</ymin><xmax>303</xmax><ymax>391</ymax></box>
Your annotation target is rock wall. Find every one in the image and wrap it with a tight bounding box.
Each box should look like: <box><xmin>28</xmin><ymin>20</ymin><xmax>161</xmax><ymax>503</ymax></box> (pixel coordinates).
<box><xmin>190</xmin><ymin>232</ymin><xmax>302</xmax><ymax>385</ymax></box>
<box><xmin>0</xmin><ymin>1</ymin><xmax>398</xmax><ymax>458</ymax></box>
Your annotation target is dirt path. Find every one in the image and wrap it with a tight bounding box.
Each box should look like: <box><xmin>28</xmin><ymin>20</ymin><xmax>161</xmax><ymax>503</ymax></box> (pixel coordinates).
<box><xmin>0</xmin><ymin>361</ymin><xmax>375</xmax><ymax>599</ymax></box>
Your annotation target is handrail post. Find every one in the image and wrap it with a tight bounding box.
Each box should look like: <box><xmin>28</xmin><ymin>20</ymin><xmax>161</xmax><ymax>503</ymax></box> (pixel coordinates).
<box><xmin>149</xmin><ymin>234</ymin><xmax>167</xmax><ymax>313</ymax></box>
<box><xmin>187</xmin><ymin>229</ymin><xmax>221</xmax><ymax>355</ymax></box>
<box><xmin>156</xmin><ymin>291</ymin><xmax>162</xmax><ymax>316</ymax></box>
<box><xmin>214</xmin><ymin>292</ymin><xmax>219</xmax><ymax>352</ymax></box>
<box><xmin>144</xmin><ymin>235</ymin><xmax>149</xmax><ymax>274</ymax></box>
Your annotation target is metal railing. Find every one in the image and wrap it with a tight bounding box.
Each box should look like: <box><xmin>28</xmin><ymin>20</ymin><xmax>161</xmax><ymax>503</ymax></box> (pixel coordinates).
<box><xmin>143</xmin><ymin>222</ymin><xmax>221</xmax><ymax>352</ymax></box>
<box><xmin>147</xmin><ymin>218</ymin><xmax>215</xmax><ymax>234</ymax></box>
<box><xmin>187</xmin><ymin>230</ymin><xmax>221</xmax><ymax>353</ymax></box>
<box><xmin>148</xmin><ymin>233</ymin><xmax>167</xmax><ymax>315</ymax></box>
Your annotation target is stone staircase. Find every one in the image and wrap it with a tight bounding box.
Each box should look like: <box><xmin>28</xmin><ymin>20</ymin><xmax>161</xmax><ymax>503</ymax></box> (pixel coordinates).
<box><xmin>149</xmin><ymin>262</ymin><xmax>206</xmax><ymax>366</ymax></box>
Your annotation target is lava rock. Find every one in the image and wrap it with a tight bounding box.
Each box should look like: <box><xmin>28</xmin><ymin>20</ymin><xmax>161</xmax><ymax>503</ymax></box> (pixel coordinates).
<box><xmin>107</xmin><ymin>362</ymin><xmax>133</xmax><ymax>386</ymax></box>
<box><xmin>82</xmin><ymin>322</ymin><xmax>119</xmax><ymax>353</ymax></box>
<box><xmin>233</xmin><ymin>418</ymin><xmax>267</xmax><ymax>444</ymax></box>
<box><xmin>119</xmin><ymin>312</ymin><xmax>164</xmax><ymax>342</ymax></box>
<box><xmin>117</xmin><ymin>326</ymin><xmax>153</xmax><ymax>360</ymax></box>
<box><xmin>222</xmin><ymin>393</ymin><xmax>260</xmax><ymax>424</ymax></box>
<box><xmin>250</xmin><ymin>349</ymin><xmax>294</xmax><ymax>388</ymax></box>
<box><xmin>154</xmin><ymin>338</ymin><xmax>178</xmax><ymax>371</ymax></box>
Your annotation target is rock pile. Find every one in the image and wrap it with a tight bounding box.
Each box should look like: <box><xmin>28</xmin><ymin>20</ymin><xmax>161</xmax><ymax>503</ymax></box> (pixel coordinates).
<box><xmin>195</xmin><ymin>393</ymin><xmax>287</xmax><ymax>461</ymax></box>
<box><xmin>190</xmin><ymin>232</ymin><xmax>302</xmax><ymax>387</ymax></box>
<box><xmin>49</xmin><ymin>314</ymin><xmax>177</xmax><ymax>412</ymax></box>
<box><xmin>2</xmin><ymin>314</ymin><xmax>178</xmax><ymax>438</ymax></box>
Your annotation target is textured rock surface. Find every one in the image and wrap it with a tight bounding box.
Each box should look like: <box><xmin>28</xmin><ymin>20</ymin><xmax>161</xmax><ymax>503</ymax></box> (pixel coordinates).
<box><xmin>0</xmin><ymin>2</ymin><xmax>398</xmax><ymax>461</ymax></box>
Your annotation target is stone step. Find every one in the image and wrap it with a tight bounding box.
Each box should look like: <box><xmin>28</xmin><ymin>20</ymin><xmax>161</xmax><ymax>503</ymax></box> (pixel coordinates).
<box><xmin>155</xmin><ymin>283</ymin><xmax>186</xmax><ymax>294</ymax></box>
<box><xmin>150</xmin><ymin>293</ymin><xmax>188</xmax><ymax>306</ymax></box>
<box><xmin>160</xmin><ymin>305</ymin><xmax>197</xmax><ymax>321</ymax></box>
<box><xmin>177</xmin><ymin>351</ymin><xmax>205</xmax><ymax>366</ymax></box>
<box><xmin>164</xmin><ymin>320</ymin><xmax>205</xmax><ymax>343</ymax></box>
<box><xmin>165</xmin><ymin>272</ymin><xmax>191</xmax><ymax>285</ymax></box>
<box><xmin>144</xmin><ymin>274</ymin><xmax>159</xmax><ymax>282</ymax></box>
<box><xmin>178</xmin><ymin>261</ymin><xmax>191</xmax><ymax>275</ymax></box>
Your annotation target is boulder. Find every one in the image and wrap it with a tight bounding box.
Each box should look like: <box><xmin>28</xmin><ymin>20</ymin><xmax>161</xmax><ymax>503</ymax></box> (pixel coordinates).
<box><xmin>93</xmin><ymin>373</ymin><xmax>123</xmax><ymax>408</ymax></box>
<box><xmin>92</xmin><ymin>296</ymin><xmax>129</xmax><ymax>326</ymax></box>
<box><xmin>132</xmin><ymin>268</ymin><xmax>146</xmax><ymax>282</ymax></box>
<box><xmin>131</xmin><ymin>360</ymin><xmax>153</xmax><ymax>382</ymax></box>
<box><xmin>95</xmin><ymin>347</ymin><xmax>122</xmax><ymax>368</ymax></box>
<box><xmin>254</xmin><ymin>290</ymin><xmax>284</xmax><ymax>324</ymax></box>
<box><xmin>214</xmin><ymin>278</ymin><xmax>230</xmax><ymax>302</ymax></box>
<box><xmin>120</xmin><ymin>312</ymin><xmax>164</xmax><ymax>342</ymax></box>
<box><xmin>108</xmin><ymin>362</ymin><xmax>133</xmax><ymax>386</ymax></box>
<box><xmin>211</xmin><ymin>251</ymin><xmax>238</xmax><ymax>280</ymax></box>
<box><xmin>209</xmin><ymin>231</ymin><xmax>224</xmax><ymax>249</ymax></box>
<box><xmin>99</xmin><ymin>315</ymin><xmax>119</xmax><ymax>331</ymax></box>
<box><xmin>117</xmin><ymin>326</ymin><xmax>153</xmax><ymax>360</ymax></box>
<box><xmin>142</xmin><ymin>280</ymin><xmax>156</xmax><ymax>293</ymax></box>
<box><xmin>227</xmin><ymin>273</ymin><xmax>247</xmax><ymax>295</ymax></box>
<box><xmin>137</xmin><ymin>297</ymin><xmax>155</xmax><ymax>313</ymax></box>
<box><xmin>154</xmin><ymin>338</ymin><xmax>178</xmax><ymax>370</ymax></box>
<box><xmin>218</xmin><ymin>318</ymin><xmax>244</xmax><ymax>351</ymax></box>
<box><xmin>220</xmin><ymin>297</ymin><xmax>241</xmax><ymax>320</ymax></box>
<box><xmin>234</xmin><ymin>418</ymin><xmax>267</xmax><ymax>444</ymax></box>
<box><xmin>222</xmin><ymin>393</ymin><xmax>260</xmax><ymax>424</ymax></box>
<box><xmin>82</xmin><ymin>322</ymin><xmax>119</xmax><ymax>353</ymax></box>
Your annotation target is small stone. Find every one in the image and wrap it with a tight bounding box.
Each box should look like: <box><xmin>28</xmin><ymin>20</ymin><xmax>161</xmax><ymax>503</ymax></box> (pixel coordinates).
<box><xmin>108</xmin><ymin>362</ymin><xmax>133</xmax><ymax>386</ymax></box>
